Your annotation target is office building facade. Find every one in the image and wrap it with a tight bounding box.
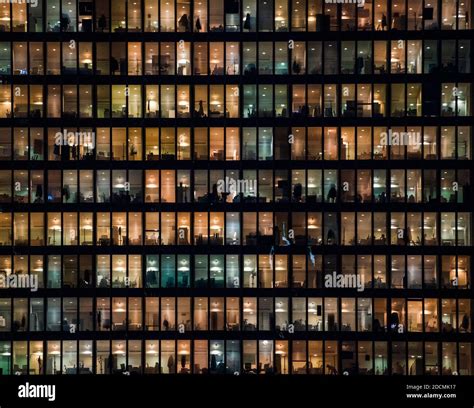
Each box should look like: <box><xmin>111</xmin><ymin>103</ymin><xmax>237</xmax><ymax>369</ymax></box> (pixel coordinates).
<box><xmin>0</xmin><ymin>0</ymin><xmax>473</xmax><ymax>376</ymax></box>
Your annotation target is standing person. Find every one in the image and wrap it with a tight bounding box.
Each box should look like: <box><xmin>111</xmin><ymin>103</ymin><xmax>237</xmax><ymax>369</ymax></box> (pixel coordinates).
<box><xmin>244</xmin><ymin>13</ymin><xmax>251</xmax><ymax>31</ymax></box>
<box><xmin>97</xmin><ymin>310</ymin><xmax>102</xmax><ymax>330</ymax></box>
<box><xmin>195</xmin><ymin>16</ymin><xmax>202</xmax><ymax>32</ymax></box>
<box><xmin>178</xmin><ymin>14</ymin><xmax>189</xmax><ymax>32</ymax></box>
<box><xmin>198</xmin><ymin>100</ymin><xmax>204</xmax><ymax>117</ymax></box>
<box><xmin>381</xmin><ymin>14</ymin><xmax>387</xmax><ymax>31</ymax></box>
<box><xmin>167</xmin><ymin>354</ymin><xmax>175</xmax><ymax>373</ymax></box>
<box><xmin>98</xmin><ymin>14</ymin><xmax>107</xmax><ymax>32</ymax></box>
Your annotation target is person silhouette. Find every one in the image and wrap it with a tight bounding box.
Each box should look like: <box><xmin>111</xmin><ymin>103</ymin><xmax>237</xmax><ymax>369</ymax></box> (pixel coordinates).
<box><xmin>244</xmin><ymin>13</ymin><xmax>251</xmax><ymax>31</ymax></box>
<box><xmin>97</xmin><ymin>310</ymin><xmax>102</xmax><ymax>330</ymax></box>
<box><xmin>98</xmin><ymin>14</ymin><xmax>107</xmax><ymax>32</ymax></box>
<box><xmin>178</xmin><ymin>14</ymin><xmax>189</xmax><ymax>32</ymax></box>
<box><xmin>195</xmin><ymin>16</ymin><xmax>202</xmax><ymax>32</ymax></box>
<box><xmin>381</xmin><ymin>14</ymin><xmax>387</xmax><ymax>31</ymax></box>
